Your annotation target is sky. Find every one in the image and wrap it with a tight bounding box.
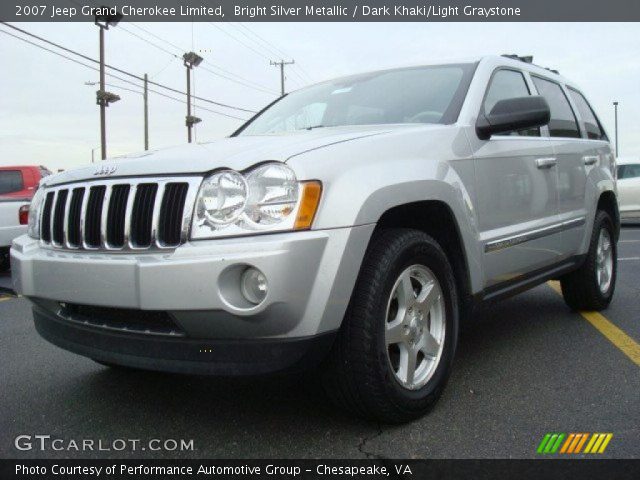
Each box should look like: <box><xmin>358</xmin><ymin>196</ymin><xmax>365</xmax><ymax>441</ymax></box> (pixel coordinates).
<box><xmin>0</xmin><ymin>22</ymin><xmax>639</xmax><ymax>171</ymax></box>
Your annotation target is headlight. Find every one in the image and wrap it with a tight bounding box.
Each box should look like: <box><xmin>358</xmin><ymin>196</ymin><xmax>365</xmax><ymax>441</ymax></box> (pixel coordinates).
<box><xmin>27</xmin><ymin>187</ymin><xmax>45</xmax><ymax>239</ymax></box>
<box><xmin>195</xmin><ymin>170</ymin><xmax>247</xmax><ymax>227</ymax></box>
<box><xmin>191</xmin><ymin>163</ymin><xmax>321</xmax><ymax>240</ymax></box>
<box><xmin>243</xmin><ymin>163</ymin><xmax>298</xmax><ymax>228</ymax></box>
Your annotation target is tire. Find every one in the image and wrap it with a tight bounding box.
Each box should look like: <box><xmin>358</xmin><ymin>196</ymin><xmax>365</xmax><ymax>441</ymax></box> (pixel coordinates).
<box><xmin>321</xmin><ymin>228</ymin><xmax>459</xmax><ymax>423</ymax></box>
<box><xmin>560</xmin><ymin>210</ymin><xmax>617</xmax><ymax>311</ymax></box>
<box><xmin>0</xmin><ymin>248</ymin><xmax>10</xmax><ymax>273</ymax></box>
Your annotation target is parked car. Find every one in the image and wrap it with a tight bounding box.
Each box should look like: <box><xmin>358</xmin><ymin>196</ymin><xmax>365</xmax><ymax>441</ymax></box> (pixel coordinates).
<box><xmin>0</xmin><ymin>165</ymin><xmax>50</xmax><ymax>199</ymax></box>
<box><xmin>0</xmin><ymin>166</ymin><xmax>50</xmax><ymax>271</ymax></box>
<box><xmin>11</xmin><ymin>55</ymin><xmax>618</xmax><ymax>423</ymax></box>
<box><xmin>0</xmin><ymin>200</ymin><xmax>29</xmax><ymax>271</ymax></box>
<box><xmin>617</xmin><ymin>157</ymin><xmax>640</xmax><ymax>223</ymax></box>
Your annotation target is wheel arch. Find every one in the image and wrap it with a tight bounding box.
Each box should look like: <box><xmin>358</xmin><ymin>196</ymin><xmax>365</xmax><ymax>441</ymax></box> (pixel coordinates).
<box><xmin>597</xmin><ymin>190</ymin><xmax>620</xmax><ymax>241</ymax></box>
<box><xmin>372</xmin><ymin>200</ymin><xmax>476</xmax><ymax>320</ymax></box>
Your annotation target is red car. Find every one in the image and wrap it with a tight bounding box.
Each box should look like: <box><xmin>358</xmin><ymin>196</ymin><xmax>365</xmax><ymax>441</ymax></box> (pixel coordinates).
<box><xmin>0</xmin><ymin>165</ymin><xmax>51</xmax><ymax>200</ymax></box>
<box><xmin>1</xmin><ymin>166</ymin><xmax>51</xmax><ymax>271</ymax></box>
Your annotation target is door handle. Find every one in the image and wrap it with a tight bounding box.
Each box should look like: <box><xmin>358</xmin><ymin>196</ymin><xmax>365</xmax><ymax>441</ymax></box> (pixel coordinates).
<box><xmin>535</xmin><ymin>157</ymin><xmax>557</xmax><ymax>169</ymax></box>
<box><xmin>583</xmin><ymin>155</ymin><xmax>599</xmax><ymax>166</ymax></box>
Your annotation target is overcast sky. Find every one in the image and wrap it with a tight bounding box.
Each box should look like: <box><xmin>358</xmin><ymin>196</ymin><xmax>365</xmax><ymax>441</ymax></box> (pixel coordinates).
<box><xmin>1</xmin><ymin>22</ymin><xmax>638</xmax><ymax>171</ymax></box>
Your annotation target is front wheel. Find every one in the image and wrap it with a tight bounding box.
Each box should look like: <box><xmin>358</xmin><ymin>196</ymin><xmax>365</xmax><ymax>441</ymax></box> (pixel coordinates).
<box><xmin>321</xmin><ymin>228</ymin><xmax>459</xmax><ymax>423</ymax></box>
<box><xmin>560</xmin><ymin>210</ymin><xmax>617</xmax><ymax>311</ymax></box>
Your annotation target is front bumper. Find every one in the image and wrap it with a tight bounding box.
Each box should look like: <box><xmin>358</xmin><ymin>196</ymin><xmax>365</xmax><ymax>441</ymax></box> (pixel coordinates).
<box><xmin>11</xmin><ymin>226</ymin><xmax>374</xmax><ymax>374</ymax></box>
<box><xmin>32</xmin><ymin>305</ymin><xmax>337</xmax><ymax>375</ymax></box>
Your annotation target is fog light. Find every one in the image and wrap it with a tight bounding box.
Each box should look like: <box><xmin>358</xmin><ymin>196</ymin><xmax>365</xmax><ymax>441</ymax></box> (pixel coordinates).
<box><xmin>240</xmin><ymin>267</ymin><xmax>268</xmax><ymax>305</ymax></box>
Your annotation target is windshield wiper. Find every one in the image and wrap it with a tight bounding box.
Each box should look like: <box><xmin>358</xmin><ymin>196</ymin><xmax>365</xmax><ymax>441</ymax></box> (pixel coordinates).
<box><xmin>303</xmin><ymin>124</ymin><xmax>327</xmax><ymax>130</ymax></box>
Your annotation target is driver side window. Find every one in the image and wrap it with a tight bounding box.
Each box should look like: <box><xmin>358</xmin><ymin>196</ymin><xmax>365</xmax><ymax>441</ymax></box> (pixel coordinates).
<box><xmin>483</xmin><ymin>69</ymin><xmax>540</xmax><ymax>137</ymax></box>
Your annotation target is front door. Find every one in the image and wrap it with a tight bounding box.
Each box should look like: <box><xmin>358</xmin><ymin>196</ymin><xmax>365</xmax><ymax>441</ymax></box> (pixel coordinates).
<box><xmin>471</xmin><ymin>68</ymin><xmax>561</xmax><ymax>289</ymax></box>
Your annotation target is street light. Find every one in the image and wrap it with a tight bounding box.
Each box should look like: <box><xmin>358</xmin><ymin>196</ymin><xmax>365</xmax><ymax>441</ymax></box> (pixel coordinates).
<box><xmin>613</xmin><ymin>101</ymin><xmax>619</xmax><ymax>157</ymax></box>
<box><xmin>86</xmin><ymin>77</ymin><xmax>149</xmax><ymax>151</ymax></box>
<box><xmin>94</xmin><ymin>7</ymin><xmax>123</xmax><ymax>160</ymax></box>
<box><xmin>183</xmin><ymin>51</ymin><xmax>203</xmax><ymax>143</ymax></box>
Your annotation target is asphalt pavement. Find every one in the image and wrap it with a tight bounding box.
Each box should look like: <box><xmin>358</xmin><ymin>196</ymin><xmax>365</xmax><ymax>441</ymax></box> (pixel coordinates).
<box><xmin>1</xmin><ymin>227</ymin><xmax>639</xmax><ymax>459</ymax></box>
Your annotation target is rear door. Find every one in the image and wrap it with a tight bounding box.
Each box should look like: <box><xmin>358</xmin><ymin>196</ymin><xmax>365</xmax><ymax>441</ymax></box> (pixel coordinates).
<box><xmin>531</xmin><ymin>77</ymin><xmax>593</xmax><ymax>259</ymax></box>
<box><xmin>472</xmin><ymin>68</ymin><xmax>560</xmax><ymax>289</ymax></box>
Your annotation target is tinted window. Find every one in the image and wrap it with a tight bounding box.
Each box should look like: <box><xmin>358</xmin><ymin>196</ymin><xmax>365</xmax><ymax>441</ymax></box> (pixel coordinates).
<box><xmin>532</xmin><ymin>77</ymin><xmax>580</xmax><ymax>138</ymax></box>
<box><xmin>239</xmin><ymin>64</ymin><xmax>476</xmax><ymax>135</ymax></box>
<box><xmin>618</xmin><ymin>164</ymin><xmax>640</xmax><ymax>179</ymax></box>
<box><xmin>0</xmin><ymin>170</ymin><xmax>23</xmax><ymax>195</ymax></box>
<box><xmin>569</xmin><ymin>89</ymin><xmax>607</xmax><ymax>140</ymax></box>
<box><xmin>483</xmin><ymin>69</ymin><xmax>538</xmax><ymax>137</ymax></box>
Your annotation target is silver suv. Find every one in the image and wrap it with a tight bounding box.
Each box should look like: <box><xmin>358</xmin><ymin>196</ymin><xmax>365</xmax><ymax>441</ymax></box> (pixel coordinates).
<box><xmin>12</xmin><ymin>55</ymin><xmax>618</xmax><ymax>423</ymax></box>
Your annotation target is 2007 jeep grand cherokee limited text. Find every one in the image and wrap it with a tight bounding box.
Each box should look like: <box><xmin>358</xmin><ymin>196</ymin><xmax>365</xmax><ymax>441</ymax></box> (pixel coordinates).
<box><xmin>12</xmin><ymin>55</ymin><xmax>619</xmax><ymax>423</ymax></box>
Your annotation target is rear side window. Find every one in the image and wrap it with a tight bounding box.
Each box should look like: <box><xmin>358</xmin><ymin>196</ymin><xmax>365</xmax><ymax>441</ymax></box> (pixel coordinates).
<box><xmin>618</xmin><ymin>164</ymin><xmax>640</xmax><ymax>179</ymax></box>
<box><xmin>483</xmin><ymin>69</ymin><xmax>539</xmax><ymax>137</ymax></box>
<box><xmin>531</xmin><ymin>77</ymin><xmax>581</xmax><ymax>138</ymax></box>
<box><xmin>0</xmin><ymin>170</ymin><xmax>24</xmax><ymax>195</ymax></box>
<box><xmin>568</xmin><ymin>89</ymin><xmax>607</xmax><ymax>140</ymax></box>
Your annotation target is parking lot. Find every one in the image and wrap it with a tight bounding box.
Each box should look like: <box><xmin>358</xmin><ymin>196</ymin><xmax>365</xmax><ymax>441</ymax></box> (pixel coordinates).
<box><xmin>0</xmin><ymin>226</ymin><xmax>638</xmax><ymax>459</ymax></box>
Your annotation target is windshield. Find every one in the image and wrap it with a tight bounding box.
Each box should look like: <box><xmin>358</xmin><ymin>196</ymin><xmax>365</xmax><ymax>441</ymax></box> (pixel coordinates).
<box><xmin>238</xmin><ymin>63</ymin><xmax>476</xmax><ymax>136</ymax></box>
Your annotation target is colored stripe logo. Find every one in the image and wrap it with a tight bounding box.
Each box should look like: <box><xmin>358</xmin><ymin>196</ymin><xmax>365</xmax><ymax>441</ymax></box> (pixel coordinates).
<box><xmin>537</xmin><ymin>433</ymin><xmax>612</xmax><ymax>454</ymax></box>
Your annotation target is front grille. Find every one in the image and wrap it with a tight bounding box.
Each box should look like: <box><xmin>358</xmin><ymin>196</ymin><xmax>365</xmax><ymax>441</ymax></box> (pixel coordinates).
<box><xmin>39</xmin><ymin>177</ymin><xmax>198</xmax><ymax>251</ymax></box>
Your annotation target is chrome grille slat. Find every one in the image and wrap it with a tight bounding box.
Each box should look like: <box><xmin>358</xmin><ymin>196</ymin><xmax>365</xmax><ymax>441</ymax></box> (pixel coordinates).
<box><xmin>150</xmin><ymin>182</ymin><xmax>165</xmax><ymax>247</ymax></box>
<box><xmin>39</xmin><ymin>177</ymin><xmax>200</xmax><ymax>252</ymax></box>
<box><xmin>100</xmin><ymin>185</ymin><xmax>113</xmax><ymax>250</ymax></box>
<box><xmin>78</xmin><ymin>187</ymin><xmax>90</xmax><ymax>248</ymax></box>
<box><xmin>62</xmin><ymin>189</ymin><xmax>72</xmax><ymax>248</ymax></box>
<box><xmin>123</xmin><ymin>183</ymin><xmax>137</xmax><ymax>248</ymax></box>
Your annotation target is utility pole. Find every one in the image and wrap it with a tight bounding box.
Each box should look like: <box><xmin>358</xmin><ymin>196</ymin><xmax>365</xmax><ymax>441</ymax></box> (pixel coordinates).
<box><xmin>613</xmin><ymin>101</ymin><xmax>619</xmax><ymax>157</ymax></box>
<box><xmin>144</xmin><ymin>73</ymin><xmax>149</xmax><ymax>150</ymax></box>
<box><xmin>183</xmin><ymin>52</ymin><xmax>203</xmax><ymax>143</ymax></box>
<box><xmin>270</xmin><ymin>59</ymin><xmax>295</xmax><ymax>96</ymax></box>
<box><xmin>94</xmin><ymin>10</ymin><xmax>123</xmax><ymax>160</ymax></box>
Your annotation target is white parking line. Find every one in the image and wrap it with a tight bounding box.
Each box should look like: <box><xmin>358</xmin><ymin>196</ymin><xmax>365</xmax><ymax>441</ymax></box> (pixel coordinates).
<box><xmin>619</xmin><ymin>257</ymin><xmax>640</xmax><ymax>261</ymax></box>
<box><xmin>620</xmin><ymin>240</ymin><xmax>640</xmax><ymax>243</ymax></box>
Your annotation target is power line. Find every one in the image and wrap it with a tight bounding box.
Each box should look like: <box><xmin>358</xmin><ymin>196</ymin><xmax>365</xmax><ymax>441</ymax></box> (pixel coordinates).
<box><xmin>204</xmin><ymin>21</ymin><xmax>270</xmax><ymax>61</ymax></box>
<box><xmin>117</xmin><ymin>24</ymin><xmax>181</xmax><ymax>59</ymax></box>
<box><xmin>233</xmin><ymin>22</ymin><xmax>314</xmax><ymax>84</ymax></box>
<box><xmin>128</xmin><ymin>22</ymin><xmax>186</xmax><ymax>53</ymax></box>
<box><xmin>0</xmin><ymin>27</ymin><xmax>248</xmax><ymax>122</ymax></box>
<box><xmin>199</xmin><ymin>64</ymin><xmax>277</xmax><ymax>95</ymax></box>
<box><xmin>115</xmin><ymin>21</ymin><xmax>278</xmax><ymax>95</ymax></box>
<box><xmin>0</xmin><ymin>21</ymin><xmax>257</xmax><ymax>113</ymax></box>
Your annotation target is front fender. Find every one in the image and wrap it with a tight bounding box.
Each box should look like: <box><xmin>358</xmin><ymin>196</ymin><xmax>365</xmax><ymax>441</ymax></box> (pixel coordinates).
<box><xmin>288</xmin><ymin>128</ymin><xmax>483</xmax><ymax>294</ymax></box>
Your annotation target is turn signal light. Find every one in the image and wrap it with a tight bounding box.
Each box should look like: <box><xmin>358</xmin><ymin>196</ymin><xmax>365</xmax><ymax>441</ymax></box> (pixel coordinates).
<box><xmin>294</xmin><ymin>181</ymin><xmax>322</xmax><ymax>230</ymax></box>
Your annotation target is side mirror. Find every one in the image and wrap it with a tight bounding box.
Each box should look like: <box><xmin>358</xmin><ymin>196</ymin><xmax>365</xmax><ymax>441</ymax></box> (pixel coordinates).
<box><xmin>476</xmin><ymin>95</ymin><xmax>550</xmax><ymax>140</ymax></box>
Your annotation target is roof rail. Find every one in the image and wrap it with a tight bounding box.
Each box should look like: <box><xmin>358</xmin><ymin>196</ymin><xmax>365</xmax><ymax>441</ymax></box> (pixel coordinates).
<box><xmin>502</xmin><ymin>54</ymin><xmax>533</xmax><ymax>64</ymax></box>
<box><xmin>501</xmin><ymin>54</ymin><xmax>560</xmax><ymax>75</ymax></box>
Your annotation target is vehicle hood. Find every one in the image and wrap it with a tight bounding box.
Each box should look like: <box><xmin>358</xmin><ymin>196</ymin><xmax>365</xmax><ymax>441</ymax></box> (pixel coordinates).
<box><xmin>44</xmin><ymin>125</ymin><xmax>399</xmax><ymax>186</ymax></box>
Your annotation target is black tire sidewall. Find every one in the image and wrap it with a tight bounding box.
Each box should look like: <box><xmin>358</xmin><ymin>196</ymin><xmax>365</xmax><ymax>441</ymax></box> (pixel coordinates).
<box><xmin>0</xmin><ymin>248</ymin><xmax>9</xmax><ymax>273</ymax></box>
<box><xmin>589</xmin><ymin>212</ymin><xmax>617</xmax><ymax>301</ymax></box>
<box><xmin>371</xmin><ymin>233</ymin><xmax>458</xmax><ymax>410</ymax></box>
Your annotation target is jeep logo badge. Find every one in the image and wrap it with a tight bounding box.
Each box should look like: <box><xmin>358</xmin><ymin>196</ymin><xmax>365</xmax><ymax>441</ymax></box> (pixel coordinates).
<box><xmin>93</xmin><ymin>165</ymin><xmax>117</xmax><ymax>176</ymax></box>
